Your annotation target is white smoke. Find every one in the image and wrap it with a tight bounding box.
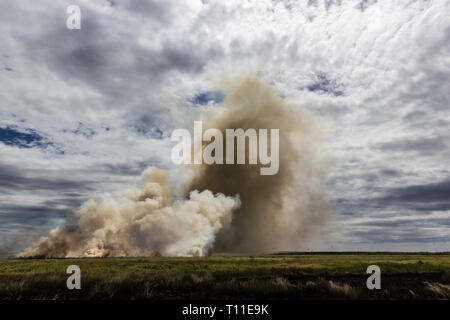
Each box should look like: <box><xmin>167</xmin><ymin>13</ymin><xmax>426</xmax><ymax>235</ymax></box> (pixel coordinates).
<box><xmin>20</xmin><ymin>167</ymin><xmax>240</xmax><ymax>257</ymax></box>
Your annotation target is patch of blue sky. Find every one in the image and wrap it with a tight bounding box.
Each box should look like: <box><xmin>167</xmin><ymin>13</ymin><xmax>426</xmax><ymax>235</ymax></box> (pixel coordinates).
<box><xmin>0</xmin><ymin>126</ymin><xmax>49</xmax><ymax>149</ymax></box>
<box><xmin>0</xmin><ymin>125</ymin><xmax>64</xmax><ymax>154</ymax></box>
<box><xmin>306</xmin><ymin>73</ymin><xmax>344</xmax><ymax>96</ymax></box>
<box><xmin>134</xmin><ymin>126</ymin><xmax>165</xmax><ymax>140</ymax></box>
<box><xmin>63</xmin><ymin>122</ymin><xmax>96</xmax><ymax>139</ymax></box>
<box><xmin>191</xmin><ymin>91</ymin><xmax>224</xmax><ymax>105</ymax></box>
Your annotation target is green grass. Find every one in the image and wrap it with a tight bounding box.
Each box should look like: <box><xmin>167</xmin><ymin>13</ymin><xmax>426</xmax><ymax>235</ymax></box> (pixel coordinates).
<box><xmin>1</xmin><ymin>254</ymin><xmax>448</xmax><ymax>276</ymax></box>
<box><xmin>0</xmin><ymin>254</ymin><xmax>449</xmax><ymax>300</ymax></box>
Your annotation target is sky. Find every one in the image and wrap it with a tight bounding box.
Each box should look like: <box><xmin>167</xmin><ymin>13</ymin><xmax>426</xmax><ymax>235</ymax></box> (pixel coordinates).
<box><xmin>0</xmin><ymin>0</ymin><xmax>449</xmax><ymax>256</ymax></box>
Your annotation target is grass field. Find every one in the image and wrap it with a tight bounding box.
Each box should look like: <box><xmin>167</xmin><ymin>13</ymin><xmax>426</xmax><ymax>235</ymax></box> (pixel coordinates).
<box><xmin>1</xmin><ymin>253</ymin><xmax>449</xmax><ymax>300</ymax></box>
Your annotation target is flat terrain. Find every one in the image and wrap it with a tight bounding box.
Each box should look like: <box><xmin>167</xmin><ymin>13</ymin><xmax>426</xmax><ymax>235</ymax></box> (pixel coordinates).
<box><xmin>0</xmin><ymin>253</ymin><xmax>449</xmax><ymax>300</ymax></box>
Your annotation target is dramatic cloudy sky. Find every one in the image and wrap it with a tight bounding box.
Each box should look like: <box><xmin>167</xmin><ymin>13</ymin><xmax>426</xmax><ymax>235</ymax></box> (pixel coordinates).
<box><xmin>0</xmin><ymin>0</ymin><xmax>449</xmax><ymax>256</ymax></box>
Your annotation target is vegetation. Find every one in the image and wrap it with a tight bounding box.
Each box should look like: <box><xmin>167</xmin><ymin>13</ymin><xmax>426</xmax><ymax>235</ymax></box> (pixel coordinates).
<box><xmin>0</xmin><ymin>253</ymin><xmax>449</xmax><ymax>300</ymax></box>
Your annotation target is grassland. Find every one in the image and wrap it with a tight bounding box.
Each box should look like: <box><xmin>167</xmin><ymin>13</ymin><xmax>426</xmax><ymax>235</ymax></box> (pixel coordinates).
<box><xmin>0</xmin><ymin>253</ymin><xmax>449</xmax><ymax>300</ymax></box>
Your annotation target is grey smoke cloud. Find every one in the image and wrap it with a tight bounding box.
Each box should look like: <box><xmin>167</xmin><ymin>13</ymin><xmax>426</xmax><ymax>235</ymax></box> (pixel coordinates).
<box><xmin>185</xmin><ymin>75</ymin><xmax>328</xmax><ymax>253</ymax></box>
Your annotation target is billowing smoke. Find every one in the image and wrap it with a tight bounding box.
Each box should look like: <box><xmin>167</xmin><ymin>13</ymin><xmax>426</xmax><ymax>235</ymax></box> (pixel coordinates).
<box><xmin>20</xmin><ymin>168</ymin><xmax>240</xmax><ymax>257</ymax></box>
<box><xmin>185</xmin><ymin>74</ymin><xmax>328</xmax><ymax>253</ymax></box>
<box><xmin>20</xmin><ymin>74</ymin><xmax>327</xmax><ymax>258</ymax></box>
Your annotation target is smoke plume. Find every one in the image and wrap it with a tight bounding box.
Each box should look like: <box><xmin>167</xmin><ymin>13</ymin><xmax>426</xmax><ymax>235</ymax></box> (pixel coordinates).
<box><xmin>186</xmin><ymin>74</ymin><xmax>328</xmax><ymax>253</ymax></box>
<box><xmin>20</xmin><ymin>168</ymin><xmax>240</xmax><ymax>257</ymax></box>
<box><xmin>20</xmin><ymin>74</ymin><xmax>327</xmax><ymax>257</ymax></box>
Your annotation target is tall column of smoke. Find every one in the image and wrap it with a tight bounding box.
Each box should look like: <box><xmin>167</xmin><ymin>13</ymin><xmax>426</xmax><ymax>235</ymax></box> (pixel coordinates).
<box><xmin>185</xmin><ymin>75</ymin><xmax>328</xmax><ymax>253</ymax></box>
<box><xmin>20</xmin><ymin>75</ymin><xmax>327</xmax><ymax>258</ymax></box>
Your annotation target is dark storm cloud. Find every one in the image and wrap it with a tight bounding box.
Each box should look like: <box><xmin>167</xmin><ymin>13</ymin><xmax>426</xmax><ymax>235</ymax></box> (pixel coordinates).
<box><xmin>0</xmin><ymin>164</ymin><xmax>93</xmax><ymax>192</ymax></box>
<box><xmin>41</xmin><ymin>197</ymin><xmax>85</xmax><ymax>209</ymax></box>
<box><xmin>350</xmin><ymin>228</ymin><xmax>449</xmax><ymax>243</ymax></box>
<box><xmin>119</xmin><ymin>0</ymin><xmax>174</xmax><ymax>24</ymax></box>
<box><xmin>0</xmin><ymin>204</ymin><xmax>73</xmax><ymax>228</ymax></box>
<box><xmin>16</xmin><ymin>4</ymin><xmax>223</xmax><ymax>100</ymax></box>
<box><xmin>95</xmin><ymin>158</ymin><xmax>168</xmax><ymax>177</ymax></box>
<box><xmin>403</xmin><ymin>110</ymin><xmax>427</xmax><ymax>121</ymax></box>
<box><xmin>335</xmin><ymin>177</ymin><xmax>450</xmax><ymax>218</ymax></box>
<box><xmin>380</xmin><ymin>168</ymin><xmax>402</xmax><ymax>177</ymax></box>
<box><xmin>160</xmin><ymin>41</ymin><xmax>224</xmax><ymax>73</ymax></box>
<box><xmin>24</xmin><ymin>17</ymin><xmax>132</xmax><ymax>97</ymax></box>
<box><xmin>352</xmin><ymin>217</ymin><xmax>450</xmax><ymax>228</ymax></box>
<box><xmin>402</xmin><ymin>111</ymin><xmax>450</xmax><ymax>132</ymax></box>
<box><xmin>0</xmin><ymin>202</ymin><xmax>75</xmax><ymax>258</ymax></box>
<box><xmin>0</xmin><ymin>226</ymin><xmax>51</xmax><ymax>258</ymax></box>
<box><xmin>377</xmin><ymin>178</ymin><xmax>450</xmax><ymax>211</ymax></box>
<box><xmin>328</xmin><ymin>165</ymin><xmax>405</xmax><ymax>192</ymax></box>
<box><xmin>374</xmin><ymin>136</ymin><xmax>447</xmax><ymax>153</ymax></box>
<box><xmin>102</xmin><ymin>161</ymin><xmax>151</xmax><ymax>176</ymax></box>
